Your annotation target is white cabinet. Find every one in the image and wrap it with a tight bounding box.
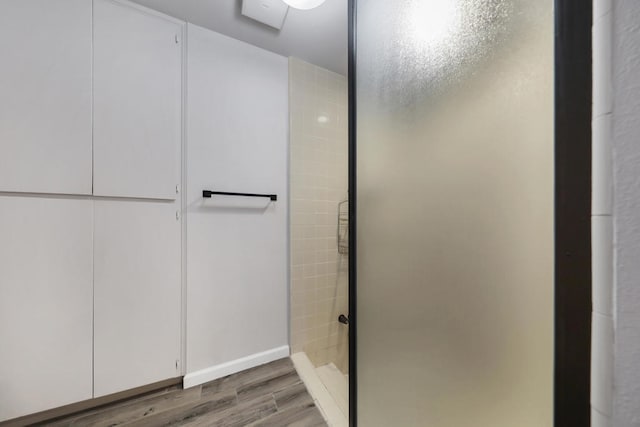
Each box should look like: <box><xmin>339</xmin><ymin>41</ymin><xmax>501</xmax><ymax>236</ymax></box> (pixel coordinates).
<box><xmin>0</xmin><ymin>196</ymin><xmax>93</xmax><ymax>422</ymax></box>
<box><xmin>93</xmin><ymin>199</ymin><xmax>181</xmax><ymax>397</ymax></box>
<box><xmin>0</xmin><ymin>0</ymin><xmax>92</xmax><ymax>195</ymax></box>
<box><xmin>93</xmin><ymin>0</ymin><xmax>183</xmax><ymax>200</ymax></box>
<box><xmin>0</xmin><ymin>0</ymin><xmax>185</xmax><ymax>420</ymax></box>
<box><xmin>92</xmin><ymin>0</ymin><xmax>183</xmax><ymax>397</ymax></box>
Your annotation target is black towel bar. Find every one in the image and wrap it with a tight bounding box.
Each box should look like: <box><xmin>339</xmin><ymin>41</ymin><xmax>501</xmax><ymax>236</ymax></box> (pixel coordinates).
<box><xmin>202</xmin><ymin>190</ymin><xmax>277</xmax><ymax>201</ymax></box>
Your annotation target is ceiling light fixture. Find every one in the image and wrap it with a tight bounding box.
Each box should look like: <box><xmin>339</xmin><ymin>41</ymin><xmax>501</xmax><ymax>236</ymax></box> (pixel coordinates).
<box><xmin>283</xmin><ymin>0</ymin><xmax>327</xmax><ymax>10</ymax></box>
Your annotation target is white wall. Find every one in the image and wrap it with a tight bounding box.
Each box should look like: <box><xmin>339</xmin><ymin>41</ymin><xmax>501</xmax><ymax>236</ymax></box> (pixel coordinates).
<box><xmin>593</xmin><ymin>0</ymin><xmax>640</xmax><ymax>425</ymax></box>
<box><xmin>184</xmin><ymin>24</ymin><xmax>289</xmax><ymax>387</ymax></box>
<box><xmin>610</xmin><ymin>1</ymin><xmax>640</xmax><ymax>425</ymax></box>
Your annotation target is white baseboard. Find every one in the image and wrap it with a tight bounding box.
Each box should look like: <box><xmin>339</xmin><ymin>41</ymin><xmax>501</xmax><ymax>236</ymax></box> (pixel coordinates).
<box><xmin>183</xmin><ymin>345</ymin><xmax>290</xmax><ymax>389</ymax></box>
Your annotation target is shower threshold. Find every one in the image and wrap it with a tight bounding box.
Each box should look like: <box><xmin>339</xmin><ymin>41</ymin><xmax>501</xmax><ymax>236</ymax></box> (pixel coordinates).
<box><xmin>291</xmin><ymin>352</ymin><xmax>348</xmax><ymax>427</ymax></box>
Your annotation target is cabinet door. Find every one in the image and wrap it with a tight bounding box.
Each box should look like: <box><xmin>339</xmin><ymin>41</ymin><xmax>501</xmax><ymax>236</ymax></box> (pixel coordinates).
<box><xmin>0</xmin><ymin>0</ymin><xmax>92</xmax><ymax>195</ymax></box>
<box><xmin>93</xmin><ymin>200</ymin><xmax>181</xmax><ymax>397</ymax></box>
<box><xmin>93</xmin><ymin>0</ymin><xmax>182</xmax><ymax>200</ymax></box>
<box><xmin>0</xmin><ymin>196</ymin><xmax>93</xmax><ymax>422</ymax></box>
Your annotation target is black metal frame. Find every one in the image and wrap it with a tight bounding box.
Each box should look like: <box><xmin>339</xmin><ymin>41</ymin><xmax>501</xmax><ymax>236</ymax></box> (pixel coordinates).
<box><xmin>347</xmin><ymin>0</ymin><xmax>592</xmax><ymax>425</ymax></box>
<box><xmin>553</xmin><ymin>0</ymin><xmax>592</xmax><ymax>425</ymax></box>
<box><xmin>347</xmin><ymin>0</ymin><xmax>357</xmax><ymax>426</ymax></box>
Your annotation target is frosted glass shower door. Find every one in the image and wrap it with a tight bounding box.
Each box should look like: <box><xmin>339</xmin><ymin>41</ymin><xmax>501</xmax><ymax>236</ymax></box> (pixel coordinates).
<box><xmin>355</xmin><ymin>1</ymin><xmax>554</xmax><ymax>426</ymax></box>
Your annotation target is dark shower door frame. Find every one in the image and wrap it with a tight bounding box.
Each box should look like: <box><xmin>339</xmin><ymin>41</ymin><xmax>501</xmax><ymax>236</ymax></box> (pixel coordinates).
<box><xmin>347</xmin><ymin>0</ymin><xmax>593</xmax><ymax>425</ymax></box>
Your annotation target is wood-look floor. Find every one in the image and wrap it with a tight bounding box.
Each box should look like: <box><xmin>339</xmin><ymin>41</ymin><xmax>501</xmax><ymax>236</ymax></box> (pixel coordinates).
<box><xmin>34</xmin><ymin>358</ymin><xmax>326</xmax><ymax>427</ymax></box>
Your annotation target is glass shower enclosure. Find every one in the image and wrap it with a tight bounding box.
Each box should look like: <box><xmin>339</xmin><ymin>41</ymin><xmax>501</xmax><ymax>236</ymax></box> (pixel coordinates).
<box><xmin>353</xmin><ymin>0</ymin><xmax>554</xmax><ymax>425</ymax></box>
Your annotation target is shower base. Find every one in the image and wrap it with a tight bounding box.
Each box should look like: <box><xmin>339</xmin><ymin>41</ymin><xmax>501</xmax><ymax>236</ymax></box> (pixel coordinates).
<box><xmin>291</xmin><ymin>352</ymin><xmax>348</xmax><ymax>427</ymax></box>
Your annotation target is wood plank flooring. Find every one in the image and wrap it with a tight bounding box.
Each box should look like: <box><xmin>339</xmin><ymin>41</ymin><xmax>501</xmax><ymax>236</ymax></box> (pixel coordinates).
<box><xmin>30</xmin><ymin>358</ymin><xmax>326</xmax><ymax>427</ymax></box>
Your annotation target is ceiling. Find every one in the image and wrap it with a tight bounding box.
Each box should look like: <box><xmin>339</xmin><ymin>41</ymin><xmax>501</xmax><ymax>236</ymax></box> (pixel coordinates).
<box><xmin>130</xmin><ymin>0</ymin><xmax>348</xmax><ymax>75</ymax></box>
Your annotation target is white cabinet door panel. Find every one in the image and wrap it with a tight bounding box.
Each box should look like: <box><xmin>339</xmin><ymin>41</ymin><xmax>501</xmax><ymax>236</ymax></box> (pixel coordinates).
<box><xmin>0</xmin><ymin>0</ymin><xmax>92</xmax><ymax>195</ymax></box>
<box><xmin>93</xmin><ymin>0</ymin><xmax>182</xmax><ymax>200</ymax></box>
<box><xmin>93</xmin><ymin>199</ymin><xmax>180</xmax><ymax>397</ymax></box>
<box><xmin>0</xmin><ymin>196</ymin><xmax>93</xmax><ymax>422</ymax></box>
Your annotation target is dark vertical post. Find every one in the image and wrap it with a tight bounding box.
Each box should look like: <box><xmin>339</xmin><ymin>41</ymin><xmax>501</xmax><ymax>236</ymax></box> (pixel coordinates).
<box><xmin>554</xmin><ymin>0</ymin><xmax>593</xmax><ymax>425</ymax></box>
<box><xmin>347</xmin><ymin>0</ymin><xmax>357</xmax><ymax>425</ymax></box>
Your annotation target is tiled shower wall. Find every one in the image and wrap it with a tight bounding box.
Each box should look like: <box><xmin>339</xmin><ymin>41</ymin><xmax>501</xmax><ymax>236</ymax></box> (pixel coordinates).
<box><xmin>289</xmin><ymin>58</ymin><xmax>349</xmax><ymax>373</ymax></box>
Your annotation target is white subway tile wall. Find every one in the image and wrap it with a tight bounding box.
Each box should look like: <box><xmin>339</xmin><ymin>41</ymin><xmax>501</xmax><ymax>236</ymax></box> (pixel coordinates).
<box><xmin>289</xmin><ymin>58</ymin><xmax>349</xmax><ymax>373</ymax></box>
